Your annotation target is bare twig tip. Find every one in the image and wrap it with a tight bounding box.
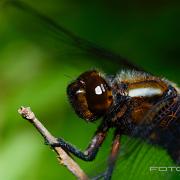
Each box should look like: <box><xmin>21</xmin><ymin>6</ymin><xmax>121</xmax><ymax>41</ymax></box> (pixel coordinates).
<box><xmin>18</xmin><ymin>106</ymin><xmax>35</xmax><ymax>120</ymax></box>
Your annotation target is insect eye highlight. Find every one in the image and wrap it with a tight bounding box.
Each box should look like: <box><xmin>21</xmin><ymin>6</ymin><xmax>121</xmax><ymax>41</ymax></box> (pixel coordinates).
<box><xmin>94</xmin><ymin>84</ymin><xmax>106</xmax><ymax>95</ymax></box>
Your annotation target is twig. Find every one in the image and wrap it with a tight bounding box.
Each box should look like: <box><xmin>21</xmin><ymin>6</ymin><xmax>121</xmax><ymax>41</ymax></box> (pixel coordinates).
<box><xmin>18</xmin><ymin>106</ymin><xmax>89</xmax><ymax>180</ymax></box>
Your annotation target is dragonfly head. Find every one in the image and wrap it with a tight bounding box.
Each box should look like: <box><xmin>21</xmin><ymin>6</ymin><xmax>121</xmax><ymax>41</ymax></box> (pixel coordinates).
<box><xmin>67</xmin><ymin>70</ymin><xmax>113</xmax><ymax>122</ymax></box>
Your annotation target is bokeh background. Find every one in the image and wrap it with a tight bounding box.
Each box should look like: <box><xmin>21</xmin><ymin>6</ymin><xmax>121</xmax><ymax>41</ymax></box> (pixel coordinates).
<box><xmin>0</xmin><ymin>0</ymin><xmax>180</xmax><ymax>179</ymax></box>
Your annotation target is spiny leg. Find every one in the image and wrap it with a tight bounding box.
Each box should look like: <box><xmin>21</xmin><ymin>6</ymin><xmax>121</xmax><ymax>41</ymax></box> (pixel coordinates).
<box><xmin>50</xmin><ymin>122</ymin><xmax>109</xmax><ymax>161</ymax></box>
<box><xmin>93</xmin><ymin>129</ymin><xmax>121</xmax><ymax>180</ymax></box>
<box><xmin>105</xmin><ymin>130</ymin><xmax>121</xmax><ymax>180</ymax></box>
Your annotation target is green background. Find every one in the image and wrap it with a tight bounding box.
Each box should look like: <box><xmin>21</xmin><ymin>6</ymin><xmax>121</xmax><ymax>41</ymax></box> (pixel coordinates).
<box><xmin>0</xmin><ymin>0</ymin><xmax>179</xmax><ymax>179</ymax></box>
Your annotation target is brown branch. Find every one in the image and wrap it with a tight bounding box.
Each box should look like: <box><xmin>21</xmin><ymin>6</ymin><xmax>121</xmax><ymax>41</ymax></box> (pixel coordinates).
<box><xmin>18</xmin><ymin>106</ymin><xmax>89</xmax><ymax>180</ymax></box>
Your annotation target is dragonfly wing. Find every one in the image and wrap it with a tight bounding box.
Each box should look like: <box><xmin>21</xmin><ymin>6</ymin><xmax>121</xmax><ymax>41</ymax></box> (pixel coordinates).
<box><xmin>6</xmin><ymin>0</ymin><xmax>145</xmax><ymax>71</ymax></box>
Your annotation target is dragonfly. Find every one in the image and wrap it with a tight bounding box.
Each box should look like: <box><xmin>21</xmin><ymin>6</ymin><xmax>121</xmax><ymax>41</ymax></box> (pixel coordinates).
<box><xmin>6</xmin><ymin>1</ymin><xmax>180</xmax><ymax>179</ymax></box>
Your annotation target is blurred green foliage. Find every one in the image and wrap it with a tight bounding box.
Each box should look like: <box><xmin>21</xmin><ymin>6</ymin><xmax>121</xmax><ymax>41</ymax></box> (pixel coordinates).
<box><xmin>0</xmin><ymin>0</ymin><xmax>179</xmax><ymax>179</ymax></box>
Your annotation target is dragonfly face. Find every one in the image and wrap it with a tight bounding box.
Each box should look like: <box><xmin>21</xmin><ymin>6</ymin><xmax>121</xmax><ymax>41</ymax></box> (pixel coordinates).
<box><xmin>67</xmin><ymin>70</ymin><xmax>113</xmax><ymax>121</ymax></box>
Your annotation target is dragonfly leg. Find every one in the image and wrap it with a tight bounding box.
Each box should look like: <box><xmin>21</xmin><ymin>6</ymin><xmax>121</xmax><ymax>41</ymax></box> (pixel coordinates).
<box><xmin>49</xmin><ymin>122</ymin><xmax>108</xmax><ymax>161</ymax></box>
<box><xmin>91</xmin><ymin>129</ymin><xmax>121</xmax><ymax>180</ymax></box>
<box><xmin>104</xmin><ymin>130</ymin><xmax>121</xmax><ymax>180</ymax></box>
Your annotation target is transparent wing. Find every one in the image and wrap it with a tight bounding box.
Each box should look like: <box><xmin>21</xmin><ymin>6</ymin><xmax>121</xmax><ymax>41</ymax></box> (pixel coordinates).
<box><xmin>88</xmin><ymin>135</ymin><xmax>173</xmax><ymax>180</ymax></box>
<box><xmin>5</xmin><ymin>0</ymin><xmax>145</xmax><ymax>72</ymax></box>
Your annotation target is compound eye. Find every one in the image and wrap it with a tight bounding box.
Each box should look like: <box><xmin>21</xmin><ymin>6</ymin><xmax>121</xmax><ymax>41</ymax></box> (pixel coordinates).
<box><xmin>82</xmin><ymin>71</ymin><xmax>113</xmax><ymax>117</ymax></box>
<box><xmin>67</xmin><ymin>70</ymin><xmax>113</xmax><ymax>121</ymax></box>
